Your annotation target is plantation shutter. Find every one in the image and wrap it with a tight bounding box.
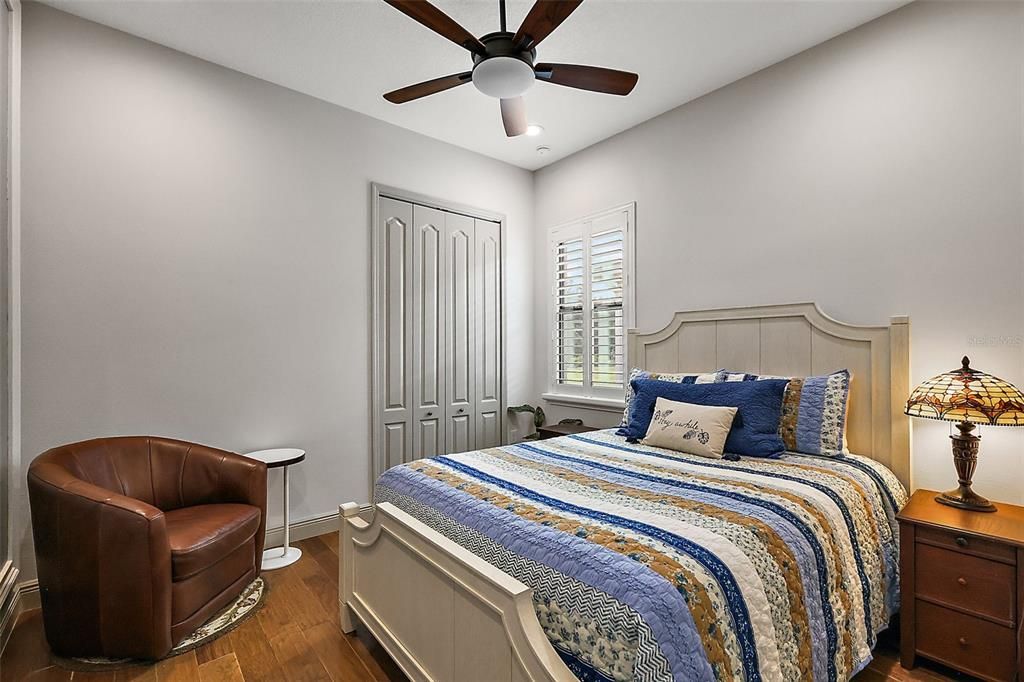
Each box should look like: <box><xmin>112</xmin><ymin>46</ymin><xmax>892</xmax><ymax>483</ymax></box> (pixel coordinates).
<box><xmin>550</xmin><ymin>204</ymin><xmax>633</xmax><ymax>400</ymax></box>
<box><xmin>555</xmin><ymin>235</ymin><xmax>585</xmax><ymax>386</ymax></box>
<box><xmin>590</xmin><ymin>228</ymin><xmax>624</xmax><ymax>389</ymax></box>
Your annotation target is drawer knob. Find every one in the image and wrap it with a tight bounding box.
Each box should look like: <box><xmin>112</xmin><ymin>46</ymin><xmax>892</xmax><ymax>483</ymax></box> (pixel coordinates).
<box><xmin>958</xmin><ymin>636</ymin><xmax>969</xmax><ymax>647</ymax></box>
<box><xmin>957</xmin><ymin>576</ymin><xmax>968</xmax><ymax>587</ymax></box>
<box><xmin>955</xmin><ymin>536</ymin><xmax>969</xmax><ymax>547</ymax></box>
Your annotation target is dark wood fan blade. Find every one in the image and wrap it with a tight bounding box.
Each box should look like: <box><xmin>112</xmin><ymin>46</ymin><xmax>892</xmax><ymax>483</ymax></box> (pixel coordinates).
<box><xmin>500</xmin><ymin>97</ymin><xmax>527</xmax><ymax>137</ymax></box>
<box><xmin>383</xmin><ymin>0</ymin><xmax>486</xmax><ymax>54</ymax></box>
<box><xmin>384</xmin><ymin>72</ymin><xmax>472</xmax><ymax>103</ymax></box>
<box><xmin>513</xmin><ymin>0</ymin><xmax>584</xmax><ymax>51</ymax></box>
<box><xmin>535</xmin><ymin>63</ymin><xmax>638</xmax><ymax>95</ymax></box>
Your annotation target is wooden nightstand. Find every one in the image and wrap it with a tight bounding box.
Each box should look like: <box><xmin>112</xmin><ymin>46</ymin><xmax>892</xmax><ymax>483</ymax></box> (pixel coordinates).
<box><xmin>536</xmin><ymin>423</ymin><xmax>599</xmax><ymax>440</ymax></box>
<box><xmin>898</xmin><ymin>489</ymin><xmax>1024</xmax><ymax>681</ymax></box>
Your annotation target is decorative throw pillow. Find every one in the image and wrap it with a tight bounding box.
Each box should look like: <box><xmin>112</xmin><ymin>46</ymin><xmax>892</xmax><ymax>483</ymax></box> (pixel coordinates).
<box><xmin>641</xmin><ymin>398</ymin><xmax>738</xmax><ymax>459</ymax></box>
<box><xmin>623</xmin><ymin>378</ymin><xmax>789</xmax><ymax>458</ymax></box>
<box><xmin>750</xmin><ymin>369</ymin><xmax>852</xmax><ymax>457</ymax></box>
<box><xmin>619</xmin><ymin>368</ymin><xmax>725</xmax><ymax>429</ymax></box>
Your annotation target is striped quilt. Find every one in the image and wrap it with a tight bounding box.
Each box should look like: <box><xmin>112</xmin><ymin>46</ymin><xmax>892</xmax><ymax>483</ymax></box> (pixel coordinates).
<box><xmin>375</xmin><ymin>429</ymin><xmax>907</xmax><ymax>682</ymax></box>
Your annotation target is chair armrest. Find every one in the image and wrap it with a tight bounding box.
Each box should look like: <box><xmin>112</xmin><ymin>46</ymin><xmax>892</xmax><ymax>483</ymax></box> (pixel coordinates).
<box><xmin>27</xmin><ymin>464</ymin><xmax>173</xmax><ymax>659</ymax></box>
<box><xmin>218</xmin><ymin>451</ymin><xmax>268</xmax><ymax>511</ymax></box>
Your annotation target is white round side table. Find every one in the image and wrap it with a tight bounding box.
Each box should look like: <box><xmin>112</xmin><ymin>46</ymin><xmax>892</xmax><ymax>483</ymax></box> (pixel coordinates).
<box><xmin>245</xmin><ymin>448</ymin><xmax>305</xmax><ymax>570</ymax></box>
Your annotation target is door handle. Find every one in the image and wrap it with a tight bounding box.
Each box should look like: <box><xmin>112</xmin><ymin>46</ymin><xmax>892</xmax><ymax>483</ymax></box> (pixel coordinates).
<box><xmin>457</xmin><ymin>408</ymin><xmax>465</xmax><ymax>413</ymax></box>
<box><xmin>426</xmin><ymin>411</ymin><xmax>433</xmax><ymax>417</ymax></box>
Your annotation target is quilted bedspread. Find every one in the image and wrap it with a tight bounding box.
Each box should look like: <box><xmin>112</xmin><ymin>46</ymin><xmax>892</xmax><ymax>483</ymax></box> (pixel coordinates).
<box><xmin>375</xmin><ymin>430</ymin><xmax>907</xmax><ymax>682</ymax></box>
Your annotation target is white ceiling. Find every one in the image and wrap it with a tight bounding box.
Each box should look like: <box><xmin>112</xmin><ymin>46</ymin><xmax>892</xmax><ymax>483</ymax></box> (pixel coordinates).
<box><xmin>40</xmin><ymin>0</ymin><xmax>908</xmax><ymax>170</ymax></box>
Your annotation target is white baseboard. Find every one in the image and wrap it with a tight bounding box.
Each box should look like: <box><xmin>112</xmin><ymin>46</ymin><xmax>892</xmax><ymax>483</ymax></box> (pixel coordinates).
<box><xmin>15</xmin><ymin>579</ymin><xmax>38</xmax><ymax>612</ymax></box>
<box><xmin>0</xmin><ymin>563</ymin><xmax>20</xmax><ymax>652</ymax></box>
<box><xmin>0</xmin><ymin>563</ymin><xmax>31</xmax><ymax>660</ymax></box>
<box><xmin>263</xmin><ymin>510</ymin><xmax>342</xmax><ymax>548</ymax></box>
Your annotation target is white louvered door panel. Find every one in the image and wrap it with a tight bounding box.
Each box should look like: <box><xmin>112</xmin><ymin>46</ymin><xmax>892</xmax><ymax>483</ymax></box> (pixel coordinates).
<box><xmin>412</xmin><ymin>205</ymin><xmax>446</xmax><ymax>461</ymax></box>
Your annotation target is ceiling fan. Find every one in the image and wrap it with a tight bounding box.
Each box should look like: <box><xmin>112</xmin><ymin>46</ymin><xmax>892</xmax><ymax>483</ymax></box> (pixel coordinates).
<box><xmin>381</xmin><ymin>0</ymin><xmax>639</xmax><ymax>137</ymax></box>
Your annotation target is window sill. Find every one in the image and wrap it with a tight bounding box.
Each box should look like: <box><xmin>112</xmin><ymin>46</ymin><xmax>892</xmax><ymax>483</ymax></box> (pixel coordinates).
<box><xmin>541</xmin><ymin>392</ymin><xmax>626</xmax><ymax>413</ymax></box>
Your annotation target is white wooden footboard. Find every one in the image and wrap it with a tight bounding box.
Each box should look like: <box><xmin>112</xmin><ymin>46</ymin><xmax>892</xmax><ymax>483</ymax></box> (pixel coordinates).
<box><xmin>338</xmin><ymin>501</ymin><xmax>576</xmax><ymax>682</ymax></box>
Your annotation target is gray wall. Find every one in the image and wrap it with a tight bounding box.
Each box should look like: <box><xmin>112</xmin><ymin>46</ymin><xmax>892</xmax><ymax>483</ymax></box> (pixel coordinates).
<box><xmin>1</xmin><ymin>0</ymin><xmax>11</xmax><ymax>567</ymax></box>
<box><xmin>533</xmin><ymin>1</ymin><xmax>1024</xmax><ymax>502</ymax></box>
<box><xmin>16</xmin><ymin>2</ymin><xmax>535</xmax><ymax>579</ymax></box>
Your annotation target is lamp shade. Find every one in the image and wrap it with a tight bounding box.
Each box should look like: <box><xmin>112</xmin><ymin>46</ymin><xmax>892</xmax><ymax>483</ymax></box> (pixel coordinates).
<box><xmin>905</xmin><ymin>356</ymin><xmax>1024</xmax><ymax>426</ymax></box>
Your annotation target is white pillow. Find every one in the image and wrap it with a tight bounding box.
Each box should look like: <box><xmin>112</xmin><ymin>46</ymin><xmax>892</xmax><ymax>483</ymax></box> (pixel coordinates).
<box><xmin>641</xmin><ymin>397</ymin><xmax>738</xmax><ymax>459</ymax></box>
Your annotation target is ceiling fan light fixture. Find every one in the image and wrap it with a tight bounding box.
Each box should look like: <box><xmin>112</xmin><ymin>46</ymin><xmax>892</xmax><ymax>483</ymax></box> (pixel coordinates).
<box><xmin>380</xmin><ymin>0</ymin><xmax>638</xmax><ymax>137</ymax></box>
<box><xmin>472</xmin><ymin>56</ymin><xmax>535</xmax><ymax>99</ymax></box>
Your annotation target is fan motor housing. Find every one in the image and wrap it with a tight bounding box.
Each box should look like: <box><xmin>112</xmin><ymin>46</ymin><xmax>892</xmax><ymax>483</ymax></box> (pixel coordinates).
<box><xmin>471</xmin><ymin>33</ymin><xmax>537</xmax><ymax>99</ymax></box>
<box><xmin>473</xmin><ymin>32</ymin><xmax>536</xmax><ymax>64</ymax></box>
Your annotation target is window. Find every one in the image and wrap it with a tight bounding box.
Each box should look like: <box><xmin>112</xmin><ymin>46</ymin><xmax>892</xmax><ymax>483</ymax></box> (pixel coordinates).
<box><xmin>547</xmin><ymin>204</ymin><xmax>635</xmax><ymax>406</ymax></box>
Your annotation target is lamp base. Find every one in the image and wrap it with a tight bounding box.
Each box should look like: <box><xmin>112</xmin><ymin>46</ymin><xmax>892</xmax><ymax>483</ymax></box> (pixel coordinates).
<box><xmin>936</xmin><ymin>487</ymin><xmax>996</xmax><ymax>512</ymax></box>
<box><xmin>938</xmin><ymin>421</ymin><xmax>996</xmax><ymax>513</ymax></box>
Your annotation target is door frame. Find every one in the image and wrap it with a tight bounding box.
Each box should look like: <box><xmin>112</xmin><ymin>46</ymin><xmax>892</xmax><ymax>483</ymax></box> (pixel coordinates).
<box><xmin>368</xmin><ymin>183</ymin><xmax>507</xmax><ymax>499</ymax></box>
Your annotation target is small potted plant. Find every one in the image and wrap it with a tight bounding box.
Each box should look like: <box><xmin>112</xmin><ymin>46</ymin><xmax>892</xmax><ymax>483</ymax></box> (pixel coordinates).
<box><xmin>506</xmin><ymin>404</ymin><xmax>546</xmax><ymax>442</ymax></box>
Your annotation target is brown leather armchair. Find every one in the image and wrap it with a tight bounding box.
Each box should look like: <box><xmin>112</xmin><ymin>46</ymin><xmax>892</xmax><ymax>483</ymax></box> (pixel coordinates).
<box><xmin>27</xmin><ymin>436</ymin><xmax>267</xmax><ymax>660</ymax></box>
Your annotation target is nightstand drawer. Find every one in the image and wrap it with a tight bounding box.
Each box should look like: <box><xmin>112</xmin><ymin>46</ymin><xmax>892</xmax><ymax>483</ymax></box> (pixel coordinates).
<box><xmin>915</xmin><ymin>601</ymin><xmax>1017</xmax><ymax>681</ymax></box>
<box><xmin>916</xmin><ymin>544</ymin><xmax>1016</xmax><ymax>623</ymax></box>
<box><xmin>916</xmin><ymin>525</ymin><xmax>1017</xmax><ymax>563</ymax></box>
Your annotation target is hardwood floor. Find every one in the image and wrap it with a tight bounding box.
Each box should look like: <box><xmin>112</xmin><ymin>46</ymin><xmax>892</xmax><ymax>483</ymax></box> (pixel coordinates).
<box><xmin>1</xmin><ymin>532</ymin><xmax>974</xmax><ymax>681</ymax></box>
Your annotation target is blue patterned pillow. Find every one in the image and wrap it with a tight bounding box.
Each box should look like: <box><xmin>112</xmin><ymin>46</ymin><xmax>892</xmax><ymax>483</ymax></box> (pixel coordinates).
<box><xmin>619</xmin><ymin>368</ymin><xmax>725</xmax><ymax>428</ymax></box>
<box><xmin>622</xmin><ymin>378</ymin><xmax>789</xmax><ymax>458</ymax></box>
<box><xmin>761</xmin><ymin>370</ymin><xmax>851</xmax><ymax>457</ymax></box>
<box><xmin>725</xmin><ymin>369</ymin><xmax>850</xmax><ymax>457</ymax></box>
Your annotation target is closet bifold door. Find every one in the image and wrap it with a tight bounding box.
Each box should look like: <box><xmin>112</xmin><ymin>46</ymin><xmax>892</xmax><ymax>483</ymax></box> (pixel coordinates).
<box><xmin>474</xmin><ymin>219</ymin><xmax>502</xmax><ymax>449</ymax></box>
<box><xmin>411</xmin><ymin>205</ymin><xmax>445</xmax><ymax>460</ymax></box>
<box><xmin>375</xmin><ymin>198</ymin><xmax>414</xmax><ymax>473</ymax></box>
<box><xmin>444</xmin><ymin>213</ymin><xmax>475</xmax><ymax>454</ymax></box>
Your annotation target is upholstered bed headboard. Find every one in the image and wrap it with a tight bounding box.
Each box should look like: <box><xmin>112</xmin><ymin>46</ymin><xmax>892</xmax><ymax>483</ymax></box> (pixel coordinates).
<box><xmin>627</xmin><ymin>303</ymin><xmax>911</xmax><ymax>490</ymax></box>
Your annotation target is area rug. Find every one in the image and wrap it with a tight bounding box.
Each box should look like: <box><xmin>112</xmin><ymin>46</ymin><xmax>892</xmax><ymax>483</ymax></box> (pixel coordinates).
<box><xmin>55</xmin><ymin>576</ymin><xmax>266</xmax><ymax>672</ymax></box>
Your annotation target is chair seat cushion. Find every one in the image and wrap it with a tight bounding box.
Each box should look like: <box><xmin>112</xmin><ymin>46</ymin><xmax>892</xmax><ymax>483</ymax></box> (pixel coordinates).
<box><xmin>165</xmin><ymin>504</ymin><xmax>260</xmax><ymax>581</ymax></box>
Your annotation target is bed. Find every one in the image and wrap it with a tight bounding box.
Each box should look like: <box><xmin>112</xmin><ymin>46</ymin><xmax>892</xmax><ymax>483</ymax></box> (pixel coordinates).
<box><xmin>339</xmin><ymin>303</ymin><xmax>912</xmax><ymax>682</ymax></box>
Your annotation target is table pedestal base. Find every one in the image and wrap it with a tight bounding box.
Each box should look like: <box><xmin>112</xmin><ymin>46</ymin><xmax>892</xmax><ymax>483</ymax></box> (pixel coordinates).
<box><xmin>245</xmin><ymin>449</ymin><xmax>306</xmax><ymax>572</ymax></box>
<box><xmin>261</xmin><ymin>546</ymin><xmax>302</xmax><ymax>570</ymax></box>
